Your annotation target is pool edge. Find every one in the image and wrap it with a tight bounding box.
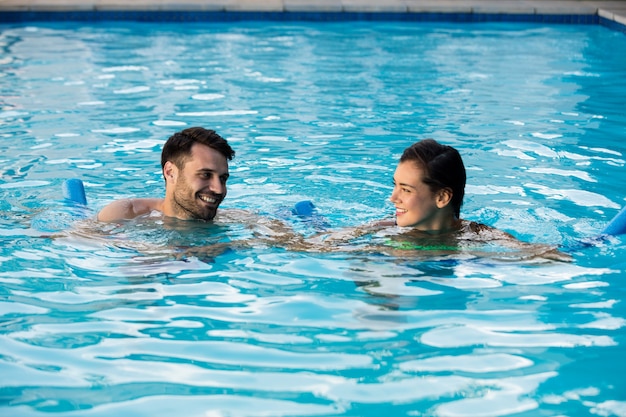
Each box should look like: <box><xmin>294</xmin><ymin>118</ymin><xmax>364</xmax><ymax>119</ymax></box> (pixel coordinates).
<box><xmin>0</xmin><ymin>2</ymin><xmax>625</xmax><ymax>33</ymax></box>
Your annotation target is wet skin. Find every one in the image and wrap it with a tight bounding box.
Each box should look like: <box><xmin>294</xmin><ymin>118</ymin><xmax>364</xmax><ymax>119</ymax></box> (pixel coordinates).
<box><xmin>390</xmin><ymin>161</ymin><xmax>455</xmax><ymax>232</ymax></box>
<box><xmin>163</xmin><ymin>143</ymin><xmax>230</xmax><ymax>221</ymax></box>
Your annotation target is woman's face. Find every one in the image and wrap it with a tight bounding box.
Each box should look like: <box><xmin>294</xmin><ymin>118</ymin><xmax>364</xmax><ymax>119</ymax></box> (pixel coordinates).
<box><xmin>390</xmin><ymin>161</ymin><xmax>447</xmax><ymax>230</ymax></box>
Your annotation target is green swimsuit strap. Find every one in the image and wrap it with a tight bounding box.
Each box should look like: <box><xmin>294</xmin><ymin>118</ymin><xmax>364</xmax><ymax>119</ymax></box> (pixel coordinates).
<box><xmin>384</xmin><ymin>239</ymin><xmax>458</xmax><ymax>251</ymax></box>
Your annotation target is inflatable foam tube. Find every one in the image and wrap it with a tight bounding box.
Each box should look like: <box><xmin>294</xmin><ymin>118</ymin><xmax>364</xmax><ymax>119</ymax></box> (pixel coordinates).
<box><xmin>602</xmin><ymin>205</ymin><xmax>626</xmax><ymax>237</ymax></box>
<box><xmin>61</xmin><ymin>178</ymin><xmax>625</xmax><ymax>238</ymax></box>
<box><xmin>62</xmin><ymin>178</ymin><xmax>87</xmax><ymax>206</ymax></box>
<box><xmin>292</xmin><ymin>200</ymin><xmax>330</xmax><ymax>230</ymax></box>
<box><xmin>292</xmin><ymin>200</ymin><xmax>316</xmax><ymax>217</ymax></box>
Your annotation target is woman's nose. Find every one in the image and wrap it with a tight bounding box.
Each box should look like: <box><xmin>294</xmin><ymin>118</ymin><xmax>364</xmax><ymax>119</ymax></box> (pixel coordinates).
<box><xmin>390</xmin><ymin>188</ymin><xmax>398</xmax><ymax>203</ymax></box>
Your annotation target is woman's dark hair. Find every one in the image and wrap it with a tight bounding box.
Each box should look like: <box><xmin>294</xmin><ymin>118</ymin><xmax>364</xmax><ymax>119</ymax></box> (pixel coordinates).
<box><xmin>400</xmin><ymin>139</ymin><xmax>466</xmax><ymax>218</ymax></box>
<box><xmin>161</xmin><ymin>127</ymin><xmax>235</xmax><ymax>173</ymax></box>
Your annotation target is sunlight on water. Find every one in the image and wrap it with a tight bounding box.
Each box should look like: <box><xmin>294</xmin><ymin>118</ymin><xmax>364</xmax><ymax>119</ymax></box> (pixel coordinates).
<box><xmin>1</xmin><ymin>20</ymin><xmax>626</xmax><ymax>417</ymax></box>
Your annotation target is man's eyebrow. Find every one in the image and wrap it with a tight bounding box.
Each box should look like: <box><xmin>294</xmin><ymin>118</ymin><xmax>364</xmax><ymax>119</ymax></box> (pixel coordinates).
<box><xmin>197</xmin><ymin>168</ymin><xmax>230</xmax><ymax>177</ymax></box>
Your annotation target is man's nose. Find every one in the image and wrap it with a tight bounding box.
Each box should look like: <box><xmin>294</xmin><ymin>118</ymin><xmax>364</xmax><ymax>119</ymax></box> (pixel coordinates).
<box><xmin>209</xmin><ymin>176</ymin><xmax>225</xmax><ymax>194</ymax></box>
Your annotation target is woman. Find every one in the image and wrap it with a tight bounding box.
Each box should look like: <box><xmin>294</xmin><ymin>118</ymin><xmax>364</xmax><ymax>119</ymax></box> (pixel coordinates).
<box><xmin>388</xmin><ymin>138</ymin><xmax>465</xmax><ymax>232</ymax></box>
<box><xmin>312</xmin><ymin>139</ymin><xmax>569</xmax><ymax>261</ymax></box>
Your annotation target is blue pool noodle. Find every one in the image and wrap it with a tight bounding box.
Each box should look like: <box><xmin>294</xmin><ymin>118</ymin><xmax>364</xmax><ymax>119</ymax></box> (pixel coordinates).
<box><xmin>57</xmin><ymin>178</ymin><xmax>626</xmax><ymax>238</ymax></box>
<box><xmin>602</xmin><ymin>206</ymin><xmax>626</xmax><ymax>236</ymax></box>
<box><xmin>292</xmin><ymin>200</ymin><xmax>330</xmax><ymax>230</ymax></box>
<box><xmin>292</xmin><ymin>200</ymin><xmax>626</xmax><ymax>238</ymax></box>
<box><xmin>31</xmin><ymin>179</ymin><xmax>88</xmax><ymax>232</ymax></box>
<box><xmin>62</xmin><ymin>178</ymin><xmax>87</xmax><ymax>206</ymax></box>
<box><xmin>292</xmin><ymin>200</ymin><xmax>316</xmax><ymax>217</ymax></box>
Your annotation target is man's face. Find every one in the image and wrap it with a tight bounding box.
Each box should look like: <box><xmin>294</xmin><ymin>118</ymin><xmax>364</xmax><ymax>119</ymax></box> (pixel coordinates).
<box><xmin>167</xmin><ymin>144</ymin><xmax>230</xmax><ymax>221</ymax></box>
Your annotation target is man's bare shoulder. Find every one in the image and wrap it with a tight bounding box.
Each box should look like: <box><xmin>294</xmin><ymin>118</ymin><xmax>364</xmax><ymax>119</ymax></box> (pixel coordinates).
<box><xmin>97</xmin><ymin>198</ymin><xmax>164</xmax><ymax>222</ymax></box>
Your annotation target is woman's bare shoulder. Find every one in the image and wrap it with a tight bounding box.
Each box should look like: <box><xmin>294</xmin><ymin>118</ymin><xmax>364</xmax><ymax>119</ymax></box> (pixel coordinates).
<box><xmin>460</xmin><ymin>220</ymin><xmax>571</xmax><ymax>262</ymax></box>
<box><xmin>461</xmin><ymin>220</ymin><xmax>515</xmax><ymax>238</ymax></box>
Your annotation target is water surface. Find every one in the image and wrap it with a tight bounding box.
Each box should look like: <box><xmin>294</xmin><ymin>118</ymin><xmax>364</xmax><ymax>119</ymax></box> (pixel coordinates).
<box><xmin>1</xmin><ymin>21</ymin><xmax>626</xmax><ymax>417</ymax></box>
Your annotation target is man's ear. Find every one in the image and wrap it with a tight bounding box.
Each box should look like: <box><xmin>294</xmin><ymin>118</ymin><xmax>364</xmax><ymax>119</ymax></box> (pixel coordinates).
<box><xmin>436</xmin><ymin>188</ymin><xmax>453</xmax><ymax>209</ymax></box>
<box><xmin>163</xmin><ymin>161</ymin><xmax>178</xmax><ymax>182</ymax></box>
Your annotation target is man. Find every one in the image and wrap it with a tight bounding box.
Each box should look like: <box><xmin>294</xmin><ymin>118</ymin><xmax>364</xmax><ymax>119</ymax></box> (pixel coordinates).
<box><xmin>97</xmin><ymin>127</ymin><xmax>235</xmax><ymax>222</ymax></box>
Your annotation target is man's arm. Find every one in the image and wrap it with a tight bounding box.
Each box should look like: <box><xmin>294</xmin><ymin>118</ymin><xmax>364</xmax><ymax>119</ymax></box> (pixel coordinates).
<box><xmin>97</xmin><ymin>198</ymin><xmax>163</xmax><ymax>222</ymax></box>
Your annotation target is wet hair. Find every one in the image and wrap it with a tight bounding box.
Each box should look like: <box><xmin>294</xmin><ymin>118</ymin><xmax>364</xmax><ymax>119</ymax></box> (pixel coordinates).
<box><xmin>399</xmin><ymin>139</ymin><xmax>466</xmax><ymax>218</ymax></box>
<box><xmin>161</xmin><ymin>127</ymin><xmax>235</xmax><ymax>175</ymax></box>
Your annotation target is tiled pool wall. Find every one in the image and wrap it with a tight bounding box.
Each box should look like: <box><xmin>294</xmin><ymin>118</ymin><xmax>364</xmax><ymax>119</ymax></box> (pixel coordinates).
<box><xmin>0</xmin><ymin>10</ymin><xmax>607</xmax><ymax>24</ymax></box>
<box><xmin>0</xmin><ymin>12</ymin><xmax>624</xmax><ymax>34</ymax></box>
<box><xmin>0</xmin><ymin>1</ymin><xmax>626</xmax><ymax>32</ymax></box>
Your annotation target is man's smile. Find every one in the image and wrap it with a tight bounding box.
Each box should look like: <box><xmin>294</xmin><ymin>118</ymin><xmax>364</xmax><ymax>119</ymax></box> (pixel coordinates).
<box><xmin>198</xmin><ymin>193</ymin><xmax>219</xmax><ymax>205</ymax></box>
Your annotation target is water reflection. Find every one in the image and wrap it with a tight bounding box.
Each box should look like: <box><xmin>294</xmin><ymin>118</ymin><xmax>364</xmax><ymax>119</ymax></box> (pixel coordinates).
<box><xmin>1</xmin><ymin>21</ymin><xmax>625</xmax><ymax>417</ymax></box>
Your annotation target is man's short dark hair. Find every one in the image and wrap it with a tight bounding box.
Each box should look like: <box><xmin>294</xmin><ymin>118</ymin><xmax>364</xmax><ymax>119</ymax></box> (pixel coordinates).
<box><xmin>161</xmin><ymin>127</ymin><xmax>235</xmax><ymax>173</ymax></box>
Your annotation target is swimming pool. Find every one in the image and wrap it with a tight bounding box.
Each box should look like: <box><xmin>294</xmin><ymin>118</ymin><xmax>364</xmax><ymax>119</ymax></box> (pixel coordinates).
<box><xmin>1</xmin><ymin>20</ymin><xmax>626</xmax><ymax>416</ymax></box>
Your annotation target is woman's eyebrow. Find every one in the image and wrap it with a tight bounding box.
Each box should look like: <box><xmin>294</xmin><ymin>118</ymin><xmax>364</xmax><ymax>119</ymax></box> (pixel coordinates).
<box><xmin>394</xmin><ymin>179</ymin><xmax>417</xmax><ymax>190</ymax></box>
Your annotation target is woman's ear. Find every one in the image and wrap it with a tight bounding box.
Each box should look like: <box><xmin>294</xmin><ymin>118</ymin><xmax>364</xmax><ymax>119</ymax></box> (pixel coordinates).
<box><xmin>436</xmin><ymin>187</ymin><xmax>453</xmax><ymax>209</ymax></box>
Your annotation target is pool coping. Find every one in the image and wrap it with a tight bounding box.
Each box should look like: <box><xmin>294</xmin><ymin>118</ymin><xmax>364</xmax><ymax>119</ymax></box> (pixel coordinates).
<box><xmin>0</xmin><ymin>0</ymin><xmax>625</xmax><ymax>32</ymax></box>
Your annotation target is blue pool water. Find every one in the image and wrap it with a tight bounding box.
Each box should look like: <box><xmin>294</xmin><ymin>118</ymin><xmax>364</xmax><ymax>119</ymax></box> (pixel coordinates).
<box><xmin>1</xmin><ymin>20</ymin><xmax>626</xmax><ymax>416</ymax></box>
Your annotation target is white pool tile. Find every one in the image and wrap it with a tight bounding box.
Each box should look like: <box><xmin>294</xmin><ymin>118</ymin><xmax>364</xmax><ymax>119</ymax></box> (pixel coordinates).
<box><xmin>284</xmin><ymin>0</ymin><xmax>343</xmax><ymax>12</ymax></box>
<box><xmin>404</xmin><ymin>1</ymin><xmax>472</xmax><ymax>13</ymax></box>
<box><xmin>224</xmin><ymin>0</ymin><xmax>284</xmax><ymax>12</ymax></box>
<box><xmin>342</xmin><ymin>0</ymin><xmax>408</xmax><ymax>13</ymax></box>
